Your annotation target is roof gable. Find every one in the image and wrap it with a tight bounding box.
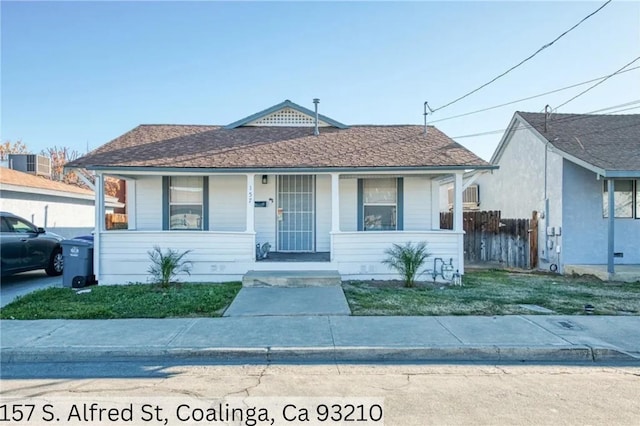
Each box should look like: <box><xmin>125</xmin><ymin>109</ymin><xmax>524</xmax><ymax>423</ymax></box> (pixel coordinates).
<box><xmin>518</xmin><ymin>112</ymin><xmax>640</xmax><ymax>175</ymax></box>
<box><xmin>224</xmin><ymin>99</ymin><xmax>349</xmax><ymax>129</ymax></box>
<box><xmin>491</xmin><ymin>112</ymin><xmax>640</xmax><ymax>176</ymax></box>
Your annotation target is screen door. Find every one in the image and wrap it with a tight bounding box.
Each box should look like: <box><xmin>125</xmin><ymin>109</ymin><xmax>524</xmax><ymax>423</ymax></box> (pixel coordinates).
<box><xmin>277</xmin><ymin>175</ymin><xmax>315</xmax><ymax>252</ymax></box>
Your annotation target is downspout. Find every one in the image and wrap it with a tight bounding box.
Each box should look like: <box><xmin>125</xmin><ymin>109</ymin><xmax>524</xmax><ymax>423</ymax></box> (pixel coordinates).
<box><xmin>607</xmin><ymin>178</ymin><xmax>615</xmax><ymax>277</ymax></box>
<box><xmin>543</xmin><ymin>105</ymin><xmax>561</xmax><ymax>272</ymax></box>
<box><xmin>543</xmin><ymin>106</ymin><xmax>552</xmax><ymax>202</ymax></box>
<box><xmin>543</xmin><ymin>106</ymin><xmax>551</xmax><ymax>263</ymax></box>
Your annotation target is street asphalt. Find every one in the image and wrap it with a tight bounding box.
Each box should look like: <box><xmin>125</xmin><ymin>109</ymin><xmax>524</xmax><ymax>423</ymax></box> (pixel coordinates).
<box><xmin>1</xmin><ymin>285</ymin><xmax>639</xmax><ymax>364</ymax></box>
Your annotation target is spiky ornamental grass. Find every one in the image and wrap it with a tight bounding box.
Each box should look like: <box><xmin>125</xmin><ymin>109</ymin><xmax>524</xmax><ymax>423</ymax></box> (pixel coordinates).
<box><xmin>381</xmin><ymin>241</ymin><xmax>431</xmax><ymax>287</ymax></box>
<box><xmin>147</xmin><ymin>246</ymin><xmax>193</xmax><ymax>288</ymax></box>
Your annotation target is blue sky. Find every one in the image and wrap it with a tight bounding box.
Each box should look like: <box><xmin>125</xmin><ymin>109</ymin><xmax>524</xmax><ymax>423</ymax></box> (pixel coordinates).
<box><xmin>2</xmin><ymin>1</ymin><xmax>639</xmax><ymax>160</ymax></box>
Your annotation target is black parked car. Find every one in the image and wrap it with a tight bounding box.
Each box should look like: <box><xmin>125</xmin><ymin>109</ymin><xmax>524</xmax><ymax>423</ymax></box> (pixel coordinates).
<box><xmin>0</xmin><ymin>212</ymin><xmax>64</xmax><ymax>277</ymax></box>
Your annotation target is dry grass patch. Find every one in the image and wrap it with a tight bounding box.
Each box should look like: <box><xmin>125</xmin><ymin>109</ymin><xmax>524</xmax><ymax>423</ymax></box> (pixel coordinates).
<box><xmin>343</xmin><ymin>270</ymin><xmax>640</xmax><ymax>316</ymax></box>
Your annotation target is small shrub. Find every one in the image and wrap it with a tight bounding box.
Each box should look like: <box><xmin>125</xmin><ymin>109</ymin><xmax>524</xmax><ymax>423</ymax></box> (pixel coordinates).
<box><xmin>147</xmin><ymin>246</ymin><xmax>192</xmax><ymax>288</ymax></box>
<box><xmin>382</xmin><ymin>241</ymin><xmax>431</xmax><ymax>288</ymax></box>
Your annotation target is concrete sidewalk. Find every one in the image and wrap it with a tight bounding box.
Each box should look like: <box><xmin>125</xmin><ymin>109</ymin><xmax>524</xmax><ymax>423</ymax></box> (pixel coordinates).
<box><xmin>2</xmin><ymin>315</ymin><xmax>639</xmax><ymax>364</ymax></box>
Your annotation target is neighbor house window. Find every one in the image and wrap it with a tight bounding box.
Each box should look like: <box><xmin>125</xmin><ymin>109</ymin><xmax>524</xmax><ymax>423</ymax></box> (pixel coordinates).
<box><xmin>360</xmin><ymin>178</ymin><xmax>403</xmax><ymax>231</ymax></box>
<box><xmin>603</xmin><ymin>180</ymin><xmax>634</xmax><ymax>218</ymax></box>
<box><xmin>168</xmin><ymin>176</ymin><xmax>205</xmax><ymax>230</ymax></box>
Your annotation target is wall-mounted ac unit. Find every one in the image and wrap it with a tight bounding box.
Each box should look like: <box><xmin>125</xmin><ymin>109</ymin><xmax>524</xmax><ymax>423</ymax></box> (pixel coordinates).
<box><xmin>448</xmin><ymin>184</ymin><xmax>480</xmax><ymax>210</ymax></box>
<box><xmin>8</xmin><ymin>154</ymin><xmax>52</xmax><ymax>177</ymax></box>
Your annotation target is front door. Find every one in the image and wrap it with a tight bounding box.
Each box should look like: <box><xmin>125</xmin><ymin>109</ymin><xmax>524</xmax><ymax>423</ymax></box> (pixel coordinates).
<box><xmin>277</xmin><ymin>175</ymin><xmax>315</xmax><ymax>252</ymax></box>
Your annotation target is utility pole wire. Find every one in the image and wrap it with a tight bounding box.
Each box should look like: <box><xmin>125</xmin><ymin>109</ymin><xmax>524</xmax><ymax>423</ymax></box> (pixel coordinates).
<box><xmin>429</xmin><ymin>0</ymin><xmax>613</xmax><ymax>114</ymax></box>
<box><xmin>429</xmin><ymin>66</ymin><xmax>640</xmax><ymax>124</ymax></box>
<box><xmin>451</xmin><ymin>99</ymin><xmax>640</xmax><ymax>139</ymax></box>
<box><xmin>554</xmin><ymin>56</ymin><xmax>640</xmax><ymax>111</ymax></box>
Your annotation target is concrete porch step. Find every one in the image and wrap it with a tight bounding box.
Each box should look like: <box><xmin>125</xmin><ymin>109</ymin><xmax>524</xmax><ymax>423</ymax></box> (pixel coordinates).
<box><xmin>242</xmin><ymin>270</ymin><xmax>342</xmax><ymax>287</ymax></box>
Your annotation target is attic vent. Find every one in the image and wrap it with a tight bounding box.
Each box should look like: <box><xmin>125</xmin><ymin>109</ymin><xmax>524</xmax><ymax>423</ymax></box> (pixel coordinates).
<box><xmin>247</xmin><ymin>107</ymin><xmax>329</xmax><ymax>127</ymax></box>
<box><xmin>448</xmin><ymin>184</ymin><xmax>480</xmax><ymax>210</ymax></box>
<box><xmin>8</xmin><ymin>154</ymin><xmax>51</xmax><ymax>177</ymax></box>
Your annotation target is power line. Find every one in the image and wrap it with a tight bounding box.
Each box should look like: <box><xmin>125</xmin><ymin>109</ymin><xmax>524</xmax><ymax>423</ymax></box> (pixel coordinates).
<box><xmin>587</xmin><ymin>99</ymin><xmax>640</xmax><ymax>114</ymax></box>
<box><xmin>429</xmin><ymin>66</ymin><xmax>640</xmax><ymax>124</ymax></box>
<box><xmin>554</xmin><ymin>56</ymin><xmax>640</xmax><ymax>111</ymax></box>
<box><xmin>451</xmin><ymin>100</ymin><xmax>640</xmax><ymax>139</ymax></box>
<box><xmin>429</xmin><ymin>0</ymin><xmax>613</xmax><ymax>114</ymax></box>
<box><xmin>604</xmin><ymin>105</ymin><xmax>640</xmax><ymax>114</ymax></box>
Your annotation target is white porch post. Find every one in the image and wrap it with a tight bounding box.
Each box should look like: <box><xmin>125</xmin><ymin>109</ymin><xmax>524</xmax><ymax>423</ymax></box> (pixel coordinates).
<box><xmin>453</xmin><ymin>172</ymin><xmax>464</xmax><ymax>231</ymax></box>
<box><xmin>330</xmin><ymin>173</ymin><xmax>340</xmax><ymax>261</ymax></box>
<box><xmin>246</xmin><ymin>174</ymin><xmax>255</xmax><ymax>233</ymax></box>
<box><xmin>94</xmin><ymin>173</ymin><xmax>104</xmax><ymax>281</ymax></box>
<box><xmin>454</xmin><ymin>172</ymin><xmax>464</xmax><ymax>274</ymax></box>
<box><xmin>331</xmin><ymin>173</ymin><xmax>340</xmax><ymax>232</ymax></box>
<box><xmin>431</xmin><ymin>178</ymin><xmax>440</xmax><ymax>230</ymax></box>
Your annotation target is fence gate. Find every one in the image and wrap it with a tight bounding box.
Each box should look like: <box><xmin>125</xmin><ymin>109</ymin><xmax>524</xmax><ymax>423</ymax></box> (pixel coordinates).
<box><xmin>440</xmin><ymin>210</ymin><xmax>536</xmax><ymax>269</ymax></box>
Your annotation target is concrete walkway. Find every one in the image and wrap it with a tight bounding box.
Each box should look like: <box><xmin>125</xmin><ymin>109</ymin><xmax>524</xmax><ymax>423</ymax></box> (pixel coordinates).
<box><xmin>224</xmin><ymin>287</ymin><xmax>351</xmax><ymax>317</ymax></box>
<box><xmin>2</xmin><ymin>315</ymin><xmax>639</xmax><ymax>364</ymax></box>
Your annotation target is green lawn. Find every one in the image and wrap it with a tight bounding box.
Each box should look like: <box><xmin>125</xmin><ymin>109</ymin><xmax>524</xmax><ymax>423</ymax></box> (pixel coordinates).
<box><xmin>0</xmin><ymin>282</ymin><xmax>241</xmax><ymax>320</ymax></box>
<box><xmin>3</xmin><ymin>271</ymin><xmax>639</xmax><ymax>319</ymax></box>
<box><xmin>343</xmin><ymin>270</ymin><xmax>640</xmax><ymax>316</ymax></box>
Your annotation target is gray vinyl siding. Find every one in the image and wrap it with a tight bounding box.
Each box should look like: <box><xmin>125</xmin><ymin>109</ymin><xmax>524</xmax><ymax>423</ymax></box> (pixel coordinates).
<box><xmin>210</xmin><ymin>175</ymin><xmax>245</xmax><ymax>231</ymax></box>
<box><xmin>135</xmin><ymin>176</ymin><xmax>162</xmax><ymax>230</ymax></box>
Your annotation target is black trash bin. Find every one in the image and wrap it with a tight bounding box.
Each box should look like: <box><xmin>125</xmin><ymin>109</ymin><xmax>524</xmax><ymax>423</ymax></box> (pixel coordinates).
<box><xmin>61</xmin><ymin>239</ymin><xmax>95</xmax><ymax>288</ymax></box>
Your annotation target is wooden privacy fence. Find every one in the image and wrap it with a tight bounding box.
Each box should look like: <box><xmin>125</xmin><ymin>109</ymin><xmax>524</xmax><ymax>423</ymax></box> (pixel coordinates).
<box><xmin>105</xmin><ymin>213</ymin><xmax>128</xmax><ymax>230</ymax></box>
<box><xmin>441</xmin><ymin>210</ymin><xmax>538</xmax><ymax>269</ymax></box>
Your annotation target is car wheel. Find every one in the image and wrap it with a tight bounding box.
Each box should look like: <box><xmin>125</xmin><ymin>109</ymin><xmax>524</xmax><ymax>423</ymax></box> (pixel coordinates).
<box><xmin>45</xmin><ymin>248</ymin><xmax>63</xmax><ymax>276</ymax></box>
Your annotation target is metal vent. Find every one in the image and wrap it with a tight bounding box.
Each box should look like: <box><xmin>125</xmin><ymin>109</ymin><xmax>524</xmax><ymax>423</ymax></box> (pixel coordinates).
<box><xmin>8</xmin><ymin>154</ymin><xmax>52</xmax><ymax>177</ymax></box>
<box><xmin>448</xmin><ymin>185</ymin><xmax>480</xmax><ymax>209</ymax></box>
<box><xmin>248</xmin><ymin>108</ymin><xmax>329</xmax><ymax>127</ymax></box>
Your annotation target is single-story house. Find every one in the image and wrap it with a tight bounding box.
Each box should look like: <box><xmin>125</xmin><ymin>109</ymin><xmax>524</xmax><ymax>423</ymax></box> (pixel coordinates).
<box><xmin>0</xmin><ymin>166</ymin><xmax>122</xmax><ymax>239</ymax></box>
<box><xmin>66</xmin><ymin>99</ymin><xmax>494</xmax><ymax>285</ymax></box>
<box><xmin>476</xmin><ymin>111</ymin><xmax>640</xmax><ymax>281</ymax></box>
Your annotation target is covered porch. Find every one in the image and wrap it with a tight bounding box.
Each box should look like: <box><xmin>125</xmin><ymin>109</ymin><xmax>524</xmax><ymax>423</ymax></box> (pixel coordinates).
<box><xmin>91</xmin><ymin>170</ymin><xmax>468</xmax><ymax>285</ymax></box>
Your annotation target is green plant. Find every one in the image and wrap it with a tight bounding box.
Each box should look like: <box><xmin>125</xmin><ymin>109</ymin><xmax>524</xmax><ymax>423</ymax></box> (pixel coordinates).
<box><xmin>382</xmin><ymin>241</ymin><xmax>431</xmax><ymax>288</ymax></box>
<box><xmin>147</xmin><ymin>246</ymin><xmax>193</xmax><ymax>287</ymax></box>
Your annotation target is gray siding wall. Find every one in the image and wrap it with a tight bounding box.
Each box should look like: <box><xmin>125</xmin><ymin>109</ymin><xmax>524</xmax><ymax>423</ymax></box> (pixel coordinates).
<box><xmin>0</xmin><ymin>190</ymin><xmax>96</xmax><ymax>239</ymax></box>
<box><xmin>563</xmin><ymin>160</ymin><xmax>640</xmax><ymax>264</ymax></box>
<box><xmin>210</xmin><ymin>175</ymin><xmax>246</xmax><ymax>231</ymax></box>
<box><xmin>315</xmin><ymin>175</ymin><xmax>331</xmax><ymax>251</ymax></box>
<box><xmin>476</xmin><ymin>120</ymin><xmax>564</xmax><ymax>268</ymax></box>
<box><xmin>339</xmin><ymin>178</ymin><xmax>357</xmax><ymax>232</ymax></box>
<box><xmin>254</xmin><ymin>174</ymin><xmax>275</xmax><ymax>248</ymax></box>
<box><xmin>403</xmin><ymin>176</ymin><xmax>432</xmax><ymax>230</ymax></box>
<box><xmin>478</xmin><ymin>121</ymin><xmax>563</xmax><ymax>219</ymax></box>
<box><xmin>0</xmin><ymin>190</ymin><xmax>95</xmax><ymax>227</ymax></box>
<box><xmin>132</xmin><ymin>174</ymin><xmax>440</xmax><ymax>248</ymax></box>
<box><xmin>135</xmin><ymin>176</ymin><xmax>162</xmax><ymax>230</ymax></box>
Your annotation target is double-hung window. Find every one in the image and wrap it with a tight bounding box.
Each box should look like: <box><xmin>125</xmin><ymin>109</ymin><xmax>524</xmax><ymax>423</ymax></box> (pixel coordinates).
<box><xmin>165</xmin><ymin>176</ymin><xmax>207</xmax><ymax>230</ymax></box>
<box><xmin>359</xmin><ymin>177</ymin><xmax>403</xmax><ymax>231</ymax></box>
<box><xmin>602</xmin><ymin>180</ymin><xmax>638</xmax><ymax>219</ymax></box>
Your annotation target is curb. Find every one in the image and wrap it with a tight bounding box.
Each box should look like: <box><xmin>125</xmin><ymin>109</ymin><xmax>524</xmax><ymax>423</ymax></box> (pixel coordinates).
<box><xmin>2</xmin><ymin>345</ymin><xmax>639</xmax><ymax>364</ymax></box>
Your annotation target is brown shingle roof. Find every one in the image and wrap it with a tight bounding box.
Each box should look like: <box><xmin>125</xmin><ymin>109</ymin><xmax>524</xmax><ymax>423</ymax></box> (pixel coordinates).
<box><xmin>66</xmin><ymin>124</ymin><xmax>490</xmax><ymax>170</ymax></box>
<box><xmin>0</xmin><ymin>167</ymin><xmax>94</xmax><ymax>195</ymax></box>
<box><xmin>517</xmin><ymin>112</ymin><xmax>640</xmax><ymax>172</ymax></box>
